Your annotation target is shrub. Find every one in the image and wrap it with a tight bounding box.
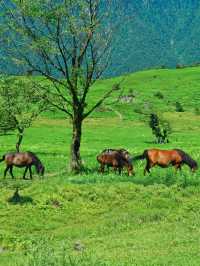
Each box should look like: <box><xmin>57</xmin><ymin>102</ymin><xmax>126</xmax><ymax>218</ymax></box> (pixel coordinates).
<box><xmin>149</xmin><ymin>113</ymin><xmax>172</xmax><ymax>144</ymax></box>
<box><xmin>154</xmin><ymin>91</ymin><xmax>164</xmax><ymax>99</ymax></box>
<box><xmin>194</xmin><ymin>107</ymin><xmax>200</xmax><ymax>115</ymax></box>
<box><xmin>175</xmin><ymin>101</ymin><xmax>184</xmax><ymax>112</ymax></box>
<box><xmin>176</xmin><ymin>64</ymin><xmax>185</xmax><ymax>69</ymax></box>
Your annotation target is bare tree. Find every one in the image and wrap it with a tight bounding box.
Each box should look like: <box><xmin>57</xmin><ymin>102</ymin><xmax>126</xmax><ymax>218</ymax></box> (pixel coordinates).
<box><xmin>1</xmin><ymin>0</ymin><xmax>121</xmax><ymax>172</ymax></box>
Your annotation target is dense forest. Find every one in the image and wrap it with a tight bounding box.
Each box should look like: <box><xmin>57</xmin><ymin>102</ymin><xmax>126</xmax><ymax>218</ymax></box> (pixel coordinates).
<box><xmin>1</xmin><ymin>0</ymin><xmax>200</xmax><ymax>76</ymax></box>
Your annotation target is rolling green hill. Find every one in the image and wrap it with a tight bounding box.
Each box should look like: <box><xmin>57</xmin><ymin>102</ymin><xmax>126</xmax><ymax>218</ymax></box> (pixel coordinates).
<box><xmin>87</xmin><ymin>66</ymin><xmax>200</xmax><ymax>115</ymax></box>
<box><xmin>0</xmin><ymin>67</ymin><xmax>200</xmax><ymax>265</ymax></box>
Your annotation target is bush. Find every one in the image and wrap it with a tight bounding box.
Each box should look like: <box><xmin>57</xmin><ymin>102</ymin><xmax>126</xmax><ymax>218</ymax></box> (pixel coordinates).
<box><xmin>149</xmin><ymin>113</ymin><xmax>172</xmax><ymax>144</ymax></box>
<box><xmin>194</xmin><ymin>107</ymin><xmax>200</xmax><ymax>115</ymax></box>
<box><xmin>176</xmin><ymin>64</ymin><xmax>185</xmax><ymax>69</ymax></box>
<box><xmin>154</xmin><ymin>91</ymin><xmax>164</xmax><ymax>99</ymax></box>
<box><xmin>175</xmin><ymin>102</ymin><xmax>184</xmax><ymax>112</ymax></box>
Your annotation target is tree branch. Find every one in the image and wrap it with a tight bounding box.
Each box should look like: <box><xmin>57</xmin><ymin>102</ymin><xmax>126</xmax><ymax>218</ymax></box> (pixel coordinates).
<box><xmin>83</xmin><ymin>84</ymin><xmax>120</xmax><ymax>119</ymax></box>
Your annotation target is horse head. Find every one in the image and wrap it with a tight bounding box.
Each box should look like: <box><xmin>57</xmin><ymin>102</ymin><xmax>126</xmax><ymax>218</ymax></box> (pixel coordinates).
<box><xmin>36</xmin><ymin>163</ymin><xmax>45</xmax><ymax>176</ymax></box>
<box><xmin>191</xmin><ymin>161</ymin><xmax>198</xmax><ymax>172</ymax></box>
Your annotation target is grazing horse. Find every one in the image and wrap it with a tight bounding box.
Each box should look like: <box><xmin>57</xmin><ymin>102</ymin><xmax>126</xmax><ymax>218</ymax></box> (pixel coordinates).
<box><xmin>0</xmin><ymin>151</ymin><xmax>45</xmax><ymax>179</ymax></box>
<box><xmin>99</xmin><ymin>148</ymin><xmax>131</xmax><ymax>172</ymax></box>
<box><xmin>100</xmin><ymin>148</ymin><xmax>131</xmax><ymax>160</ymax></box>
<box><xmin>97</xmin><ymin>150</ymin><xmax>134</xmax><ymax>176</ymax></box>
<box><xmin>134</xmin><ymin>148</ymin><xmax>198</xmax><ymax>175</ymax></box>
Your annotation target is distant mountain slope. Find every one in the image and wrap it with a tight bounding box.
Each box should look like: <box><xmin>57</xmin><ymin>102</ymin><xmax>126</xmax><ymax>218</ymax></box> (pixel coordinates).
<box><xmin>110</xmin><ymin>0</ymin><xmax>200</xmax><ymax>76</ymax></box>
<box><xmin>1</xmin><ymin>0</ymin><xmax>200</xmax><ymax>76</ymax></box>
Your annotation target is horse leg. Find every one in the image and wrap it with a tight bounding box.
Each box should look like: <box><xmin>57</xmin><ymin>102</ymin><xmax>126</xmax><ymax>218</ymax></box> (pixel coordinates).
<box><xmin>144</xmin><ymin>162</ymin><xmax>151</xmax><ymax>175</ymax></box>
<box><xmin>23</xmin><ymin>166</ymin><xmax>29</xmax><ymax>179</ymax></box>
<box><xmin>144</xmin><ymin>167</ymin><xmax>149</xmax><ymax>176</ymax></box>
<box><xmin>9</xmin><ymin>166</ymin><xmax>15</xmax><ymax>179</ymax></box>
<box><xmin>118</xmin><ymin>167</ymin><xmax>122</xmax><ymax>175</ymax></box>
<box><xmin>113</xmin><ymin>166</ymin><xmax>117</xmax><ymax>174</ymax></box>
<box><xmin>127</xmin><ymin>166</ymin><xmax>134</xmax><ymax>176</ymax></box>
<box><xmin>4</xmin><ymin>166</ymin><xmax>10</xmax><ymax>178</ymax></box>
<box><xmin>29</xmin><ymin>166</ymin><xmax>33</xmax><ymax>179</ymax></box>
<box><xmin>107</xmin><ymin>165</ymin><xmax>110</xmax><ymax>173</ymax></box>
<box><xmin>174</xmin><ymin>164</ymin><xmax>181</xmax><ymax>173</ymax></box>
<box><xmin>99</xmin><ymin>164</ymin><xmax>105</xmax><ymax>173</ymax></box>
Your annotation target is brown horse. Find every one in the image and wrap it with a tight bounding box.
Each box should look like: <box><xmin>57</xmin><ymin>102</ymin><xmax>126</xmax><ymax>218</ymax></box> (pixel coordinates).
<box><xmin>0</xmin><ymin>151</ymin><xmax>45</xmax><ymax>179</ymax></box>
<box><xmin>99</xmin><ymin>148</ymin><xmax>131</xmax><ymax>172</ymax></box>
<box><xmin>100</xmin><ymin>148</ymin><xmax>131</xmax><ymax>160</ymax></box>
<box><xmin>97</xmin><ymin>150</ymin><xmax>134</xmax><ymax>176</ymax></box>
<box><xmin>134</xmin><ymin>148</ymin><xmax>198</xmax><ymax>175</ymax></box>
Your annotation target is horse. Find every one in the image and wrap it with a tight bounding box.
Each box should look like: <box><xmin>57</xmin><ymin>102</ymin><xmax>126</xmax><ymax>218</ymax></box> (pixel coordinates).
<box><xmin>133</xmin><ymin>148</ymin><xmax>198</xmax><ymax>175</ymax></box>
<box><xmin>100</xmin><ymin>148</ymin><xmax>131</xmax><ymax>160</ymax></box>
<box><xmin>97</xmin><ymin>150</ymin><xmax>134</xmax><ymax>176</ymax></box>
<box><xmin>99</xmin><ymin>148</ymin><xmax>132</xmax><ymax>172</ymax></box>
<box><xmin>0</xmin><ymin>151</ymin><xmax>45</xmax><ymax>179</ymax></box>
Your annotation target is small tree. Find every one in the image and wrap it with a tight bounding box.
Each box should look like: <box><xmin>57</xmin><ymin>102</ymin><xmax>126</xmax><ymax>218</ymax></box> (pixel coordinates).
<box><xmin>1</xmin><ymin>0</ymin><xmax>122</xmax><ymax>172</ymax></box>
<box><xmin>149</xmin><ymin>113</ymin><xmax>171</xmax><ymax>144</ymax></box>
<box><xmin>0</xmin><ymin>77</ymin><xmax>47</xmax><ymax>151</ymax></box>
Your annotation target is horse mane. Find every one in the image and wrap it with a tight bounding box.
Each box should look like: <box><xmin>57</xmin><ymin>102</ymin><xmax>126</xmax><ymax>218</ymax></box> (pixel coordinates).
<box><xmin>27</xmin><ymin>151</ymin><xmax>39</xmax><ymax>160</ymax></box>
<box><xmin>175</xmin><ymin>149</ymin><xmax>198</xmax><ymax>169</ymax></box>
<box><xmin>27</xmin><ymin>151</ymin><xmax>43</xmax><ymax>166</ymax></box>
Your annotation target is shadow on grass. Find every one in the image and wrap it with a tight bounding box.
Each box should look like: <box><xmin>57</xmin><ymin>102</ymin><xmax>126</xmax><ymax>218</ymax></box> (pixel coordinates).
<box><xmin>8</xmin><ymin>189</ymin><xmax>34</xmax><ymax>205</ymax></box>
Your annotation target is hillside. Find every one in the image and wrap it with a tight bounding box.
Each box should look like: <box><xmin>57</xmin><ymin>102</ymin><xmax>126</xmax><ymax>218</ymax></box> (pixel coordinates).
<box><xmin>2</xmin><ymin>0</ymin><xmax>200</xmax><ymax>76</ymax></box>
<box><xmin>84</xmin><ymin>66</ymin><xmax>200</xmax><ymax>118</ymax></box>
<box><xmin>111</xmin><ymin>0</ymin><xmax>200</xmax><ymax>76</ymax></box>
<box><xmin>0</xmin><ymin>67</ymin><xmax>200</xmax><ymax>265</ymax></box>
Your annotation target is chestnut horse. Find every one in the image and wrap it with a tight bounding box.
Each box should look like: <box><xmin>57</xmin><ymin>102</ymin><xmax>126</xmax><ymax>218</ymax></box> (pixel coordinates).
<box><xmin>97</xmin><ymin>150</ymin><xmax>133</xmax><ymax>176</ymax></box>
<box><xmin>0</xmin><ymin>151</ymin><xmax>45</xmax><ymax>179</ymax></box>
<box><xmin>134</xmin><ymin>148</ymin><xmax>198</xmax><ymax>175</ymax></box>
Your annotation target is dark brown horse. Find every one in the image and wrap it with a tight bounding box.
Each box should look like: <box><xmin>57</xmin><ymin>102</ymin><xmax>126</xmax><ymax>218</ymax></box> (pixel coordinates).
<box><xmin>97</xmin><ymin>150</ymin><xmax>134</xmax><ymax>176</ymax></box>
<box><xmin>99</xmin><ymin>148</ymin><xmax>131</xmax><ymax>172</ymax></box>
<box><xmin>134</xmin><ymin>148</ymin><xmax>198</xmax><ymax>175</ymax></box>
<box><xmin>0</xmin><ymin>151</ymin><xmax>45</xmax><ymax>179</ymax></box>
<box><xmin>100</xmin><ymin>148</ymin><xmax>131</xmax><ymax>160</ymax></box>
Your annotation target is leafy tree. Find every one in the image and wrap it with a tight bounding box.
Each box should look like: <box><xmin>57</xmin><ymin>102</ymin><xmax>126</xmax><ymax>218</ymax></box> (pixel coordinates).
<box><xmin>149</xmin><ymin>113</ymin><xmax>171</xmax><ymax>144</ymax></box>
<box><xmin>1</xmin><ymin>0</ymin><xmax>121</xmax><ymax>172</ymax></box>
<box><xmin>0</xmin><ymin>77</ymin><xmax>47</xmax><ymax>151</ymax></box>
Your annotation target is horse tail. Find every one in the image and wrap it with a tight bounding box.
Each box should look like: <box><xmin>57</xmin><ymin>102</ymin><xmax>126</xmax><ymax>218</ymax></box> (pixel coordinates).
<box><xmin>0</xmin><ymin>155</ymin><xmax>5</xmax><ymax>163</ymax></box>
<box><xmin>175</xmin><ymin>149</ymin><xmax>198</xmax><ymax>169</ymax></box>
<box><xmin>132</xmin><ymin>150</ymin><xmax>148</xmax><ymax>161</ymax></box>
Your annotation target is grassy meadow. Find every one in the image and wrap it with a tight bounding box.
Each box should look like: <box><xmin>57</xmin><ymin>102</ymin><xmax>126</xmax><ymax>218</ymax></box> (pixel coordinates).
<box><xmin>0</xmin><ymin>67</ymin><xmax>200</xmax><ymax>265</ymax></box>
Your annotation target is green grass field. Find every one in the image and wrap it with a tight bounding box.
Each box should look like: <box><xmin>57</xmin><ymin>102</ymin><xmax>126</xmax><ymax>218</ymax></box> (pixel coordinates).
<box><xmin>0</xmin><ymin>67</ymin><xmax>200</xmax><ymax>265</ymax></box>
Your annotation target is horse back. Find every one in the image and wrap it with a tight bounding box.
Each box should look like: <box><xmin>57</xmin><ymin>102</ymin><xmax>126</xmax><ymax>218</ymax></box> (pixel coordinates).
<box><xmin>5</xmin><ymin>152</ymin><xmax>33</xmax><ymax>166</ymax></box>
<box><xmin>97</xmin><ymin>151</ymin><xmax>126</xmax><ymax>167</ymax></box>
<box><xmin>147</xmin><ymin>149</ymin><xmax>182</xmax><ymax>165</ymax></box>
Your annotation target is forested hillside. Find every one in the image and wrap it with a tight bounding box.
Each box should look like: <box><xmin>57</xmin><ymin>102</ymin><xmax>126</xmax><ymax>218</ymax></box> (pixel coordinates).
<box><xmin>1</xmin><ymin>0</ymin><xmax>200</xmax><ymax>76</ymax></box>
<box><xmin>111</xmin><ymin>0</ymin><xmax>200</xmax><ymax>76</ymax></box>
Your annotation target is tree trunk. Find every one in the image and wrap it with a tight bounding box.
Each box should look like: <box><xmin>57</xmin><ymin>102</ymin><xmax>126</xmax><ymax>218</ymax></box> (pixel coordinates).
<box><xmin>70</xmin><ymin>116</ymin><xmax>83</xmax><ymax>173</ymax></box>
<box><xmin>16</xmin><ymin>128</ymin><xmax>24</xmax><ymax>152</ymax></box>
